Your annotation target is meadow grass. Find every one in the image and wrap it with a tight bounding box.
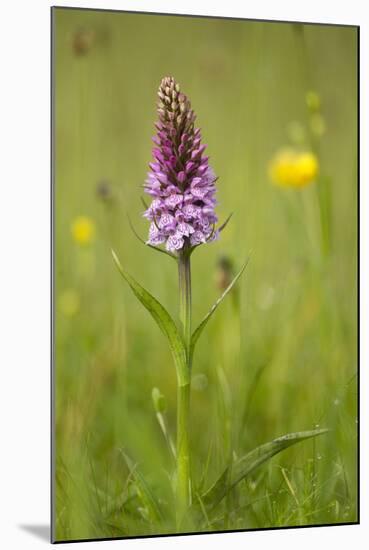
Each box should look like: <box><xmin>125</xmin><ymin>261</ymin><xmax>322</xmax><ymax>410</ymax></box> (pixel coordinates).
<box><xmin>53</xmin><ymin>8</ymin><xmax>358</xmax><ymax>541</ymax></box>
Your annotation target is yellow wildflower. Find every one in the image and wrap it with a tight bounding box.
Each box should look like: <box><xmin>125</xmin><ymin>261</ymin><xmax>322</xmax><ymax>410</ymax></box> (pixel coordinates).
<box><xmin>268</xmin><ymin>149</ymin><xmax>319</xmax><ymax>189</ymax></box>
<box><xmin>71</xmin><ymin>216</ymin><xmax>95</xmax><ymax>245</ymax></box>
<box><xmin>59</xmin><ymin>289</ymin><xmax>80</xmax><ymax>317</ymax></box>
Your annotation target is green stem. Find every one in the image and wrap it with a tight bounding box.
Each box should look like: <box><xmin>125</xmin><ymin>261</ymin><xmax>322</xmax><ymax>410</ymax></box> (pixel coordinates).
<box><xmin>176</xmin><ymin>249</ymin><xmax>192</xmax><ymax>527</ymax></box>
<box><xmin>178</xmin><ymin>249</ymin><xmax>192</xmax><ymax>352</ymax></box>
<box><xmin>295</xmin><ymin>25</ymin><xmax>331</xmax><ymax>260</ymax></box>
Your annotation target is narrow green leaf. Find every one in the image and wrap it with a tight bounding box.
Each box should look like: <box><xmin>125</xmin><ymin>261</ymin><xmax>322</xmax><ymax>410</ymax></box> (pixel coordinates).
<box><xmin>201</xmin><ymin>428</ymin><xmax>328</xmax><ymax>510</ymax></box>
<box><xmin>152</xmin><ymin>387</ymin><xmax>176</xmax><ymax>460</ymax></box>
<box><xmin>101</xmin><ymin>485</ymin><xmax>138</xmax><ymax>518</ymax></box>
<box><xmin>140</xmin><ymin>196</ymin><xmax>149</xmax><ymax>210</ymax></box>
<box><xmin>127</xmin><ymin>214</ymin><xmax>176</xmax><ymax>260</ymax></box>
<box><xmin>190</xmin><ymin>257</ymin><xmax>250</xmax><ymax>361</ymax></box>
<box><xmin>120</xmin><ymin>450</ymin><xmax>163</xmax><ymax>524</ymax></box>
<box><xmin>218</xmin><ymin>212</ymin><xmax>233</xmax><ymax>233</ymax></box>
<box><xmin>112</xmin><ymin>250</ymin><xmax>188</xmax><ymax>384</ymax></box>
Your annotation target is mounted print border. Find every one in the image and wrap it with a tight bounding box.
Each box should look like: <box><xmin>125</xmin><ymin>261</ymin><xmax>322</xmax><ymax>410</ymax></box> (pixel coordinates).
<box><xmin>51</xmin><ymin>6</ymin><xmax>359</xmax><ymax>544</ymax></box>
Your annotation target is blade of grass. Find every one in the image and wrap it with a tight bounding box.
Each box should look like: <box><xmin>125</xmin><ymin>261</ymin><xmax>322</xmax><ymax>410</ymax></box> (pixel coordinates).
<box><xmin>119</xmin><ymin>450</ymin><xmax>163</xmax><ymax>524</ymax></box>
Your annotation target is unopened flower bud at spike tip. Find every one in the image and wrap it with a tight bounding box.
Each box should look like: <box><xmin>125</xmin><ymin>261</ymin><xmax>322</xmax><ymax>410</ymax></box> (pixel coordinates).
<box><xmin>144</xmin><ymin>77</ymin><xmax>219</xmax><ymax>253</ymax></box>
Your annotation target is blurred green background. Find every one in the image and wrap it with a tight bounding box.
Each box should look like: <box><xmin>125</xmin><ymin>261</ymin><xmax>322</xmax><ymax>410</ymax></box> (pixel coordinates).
<box><xmin>53</xmin><ymin>7</ymin><xmax>358</xmax><ymax>542</ymax></box>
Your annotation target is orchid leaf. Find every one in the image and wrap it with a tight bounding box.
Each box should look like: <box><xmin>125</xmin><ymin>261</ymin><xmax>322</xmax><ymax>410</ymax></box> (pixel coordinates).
<box><xmin>112</xmin><ymin>250</ymin><xmax>188</xmax><ymax>385</ymax></box>
<box><xmin>190</xmin><ymin>257</ymin><xmax>250</xmax><ymax>361</ymax></box>
<box><xmin>140</xmin><ymin>196</ymin><xmax>149</xmax><ymax>210</ymax></box>
<box><xmin>126</xmin><ymin>214</ymin><xmax>176</xmax><ymax>260</ymax></box>
<box><xmin>199</xmin><ymin>428</ymin><xmax>328</xmax><ymax>511</ymax></box>
<box><xmin>218</xmin><ymin>212</ymin><xmax>233</xmax><ymax>233</ymax></box>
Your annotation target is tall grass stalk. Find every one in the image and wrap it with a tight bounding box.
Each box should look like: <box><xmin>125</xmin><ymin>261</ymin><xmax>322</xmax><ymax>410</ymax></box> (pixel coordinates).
<box><xmin>295</xmin><ymin>24</ymin><xmax>332</xmax><ymax>261</ymax></box>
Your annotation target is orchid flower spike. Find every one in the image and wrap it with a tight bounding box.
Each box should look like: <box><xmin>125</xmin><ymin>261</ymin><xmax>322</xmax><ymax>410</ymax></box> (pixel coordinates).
<box><xmin>144</xmin><ymin>76</ymin><xmax>219</xmax><ymax>253</ymax></box>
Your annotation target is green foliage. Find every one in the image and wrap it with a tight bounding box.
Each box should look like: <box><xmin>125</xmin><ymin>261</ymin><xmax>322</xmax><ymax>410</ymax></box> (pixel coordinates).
<box><xmin>152</xmin><ymin>387</ymin><xmax>167</xmax><ymax>414</ymax></box>
<box><xmin>199</xmin><ymin>429</ymin><xmax>328</xmax><ymax>511</ymax></box>
<box><xmin>54</xmin><ymin>8</ymin><xmax>358</xmax><ymax>541</ymax></box>
<box><xmin>112</xmin><ymin>250</ymin><xmax>188</xmax><ymax>385</ymax></box>
<box><xmin>120</xmin><ymin>451</ymin><xmax>164</xmax><ymax>525</ymax></box>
